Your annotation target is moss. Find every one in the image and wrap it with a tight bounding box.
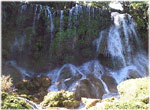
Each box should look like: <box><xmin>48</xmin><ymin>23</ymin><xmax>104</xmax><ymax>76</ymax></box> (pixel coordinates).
<box><xmin>1</xmin><ymin>92</ymin><xmax>32</xmax><ymax>109</ymax></box>
<box><xmin>117</xmin><ymin>77</ymin><xmax>148</xmax><ymax>100</ymax></box>
<box><xmin>41</xmin><ymin>90</ymin><xmax>80</xmax><ymax>108</ymax></box>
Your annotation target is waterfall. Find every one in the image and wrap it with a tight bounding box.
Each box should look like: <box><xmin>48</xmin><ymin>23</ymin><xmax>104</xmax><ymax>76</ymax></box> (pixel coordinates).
<box><xmin>33</xmin><ymin>4</ymin><xmax>38</xmax><ymax>32</ymax></box>
<box><xmin>87</xmin><ymin>6</ymin><xmax>91</xmax><ymax>25</ymax></box>
<box><xmin>46</xmin><ymin>6</ymin><xmax>54</xmax><ymax>42</ymax></box>
<box><xmin>107</xmin><ymin>26</ymin><xmax>126</xmax><ymax>66</ymax></box>
<box><xmin>68</xmin><ymin>7</ymin><xmax>74</xmax><ymax>38</ymax></box>
<box><xmin>96</xmin><ymin>31</ymin><xmax>105</xmax><ymax>57</ymax></box>
<box><xmin>37</xmin><ymin>5</ymin><xmax>42</xmax><ymax>20</ymax></box>
<box><xmin>5</xmin><ymin>4</ymin><xmax>148</xmax><ymax>100</ymax></box>
<box><xmin>60</xmin><ymin>10</ymin><xmax>64</xmax><ymax>36</ymax></box>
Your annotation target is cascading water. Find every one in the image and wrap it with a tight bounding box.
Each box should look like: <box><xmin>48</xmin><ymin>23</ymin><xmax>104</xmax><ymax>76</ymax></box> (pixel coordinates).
<box><xmin>5</xmin><ymin>3</ymin><xmax>148</xmax><ymax>100</ymax></box>
<box><xmin>68</xmin><ymin>7</ymin><xmax>74</xmax><ymax>38</ymax></box>
<box><xmin>46</xmin><ymin>6</ymin><xmax>54</xmax><ymax>42</ymax></box>
<box><xmin>46</xmin><ymin>11</ymin><xmax>148</xmax><ymax>99</ymax></box>
<box><xmin>60</xmin><ymin>10</ymin><xmax>64</xmax><ymax>36</ymax></box>
<box><xmin>33</xmin><ymin>4</ymin><xmax>38</xmax><ymax>32</ymax></box>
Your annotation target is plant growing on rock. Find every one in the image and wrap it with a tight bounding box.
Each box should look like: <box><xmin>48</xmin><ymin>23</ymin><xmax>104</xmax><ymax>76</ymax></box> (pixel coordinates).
<box><xmin>1</xmin><ymin>75</ymin><xmax>13</xmax><ymax>92</ymax></box>
<box><xmin>41</xmin><ymin>90</ymin><xmax>80</xmax><ymax>108</ymax></box>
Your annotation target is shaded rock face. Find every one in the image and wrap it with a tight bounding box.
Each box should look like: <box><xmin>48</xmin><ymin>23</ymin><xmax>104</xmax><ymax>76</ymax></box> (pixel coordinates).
<box><xmin>2</xmin><ymin>63</ymin><xmax>22</xmax><ymax>84</ymax></box>
<box><xmin>74</xmin><ymin>79</ymin><xmax>99</xmax><ymax>100</ymax></box>
<box><xmin>102</xmin><ymin>75</ymin><xmax>117</xmax><ymax>93</ymax></box>
<box><xmin>74</xmin><ymin>76</ymin><xmax>105</xmax><ymax>100</ymax></box>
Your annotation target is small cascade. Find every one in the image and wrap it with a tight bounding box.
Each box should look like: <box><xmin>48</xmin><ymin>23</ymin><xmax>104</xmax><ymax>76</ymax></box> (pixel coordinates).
<box><xmin>46</xmin><ymin>6</ymin><xmax>54</xmax><ymax>42</ymax></box>
<box><xmin>87</xmin><ymin>6</ymin><xmax>91</xmax><ymax>25</ymax></box>
<box><xmin>60</xmin><ymin>10</ymin><xmax>64</xmax><ymax>36</ymax></box>
<box><xmin>96</xmin><ymin>31</ymin><xmax>105</xmax><ymax>57</ymax></box>
<box><xmin>47</xmin><ymin>60</ymin><xmax>111</xmax><ymax>98</ymax></box>
<box><xmin>107</xmin><ymin>26</ymin><xmax>126</xmax><ymax>66</ymax></box>
<box><xmin>37</xmin><ymin>5</ymin><xmax>42</xmax><ymax>20</ymax></box>
<box><xmin>68</xmin><ymin>7</ymin><xmax>74</xmax><ymax>37</ymax></box>
<box><xmin>33</xmin><ymin>4</ymin><xmax>38</xmax><ymax>32</ymax></box>
<box><xmin>6</xmin><ymin>60</ymin><xmax>33</xmax><ymax>80</ymax></box>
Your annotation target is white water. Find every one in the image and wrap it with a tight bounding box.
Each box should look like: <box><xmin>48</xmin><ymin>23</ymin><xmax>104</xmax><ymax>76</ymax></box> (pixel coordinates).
<box><xmin>107</xmin><ymin>26</ymin><xmax>126</xmax><ymax>66</ymax></box>
<box><xmin>47</xmin><ymin>60</ymin><xmax>110</xmax><ymax>97</ymax></box>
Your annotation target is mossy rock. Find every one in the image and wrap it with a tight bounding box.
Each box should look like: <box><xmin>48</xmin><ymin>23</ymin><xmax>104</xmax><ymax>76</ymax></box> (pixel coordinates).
<box><xmin>41</xmin><ymin>90</ymin><xmax>80</xmax><ymax>108</ymax></box>
<box><xmin>1</xmin><ymin>92</ymin><xmax>32</xmax><ymax>109</ymax></box>
<box><xmin>117</xmin><ymin>77</ymin><xmax>148</xmax><ymax>100</ymax></box>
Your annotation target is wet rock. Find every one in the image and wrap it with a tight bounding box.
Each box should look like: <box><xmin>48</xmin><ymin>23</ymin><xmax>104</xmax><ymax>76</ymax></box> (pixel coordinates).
<box><xmin>102</xmin><ymin>75</ymin><xmax>118</xmax><ymax>92</ymax></box>
<box><xmin>128</xmin><ymin>70</ymin><xmax>141</xmax><ymax>78</ymax></box>
<box><xmin>2</xmin><ymin>64</ymin><xmax>23</xmax><ymax>84</ymax></box>
<box><xmin>74</xmin><ymin>77</ymin><xmax>105</xmax><ymax>100</ymax></box>
<box><xmin>58</xmin><ymin>67</ymin><xmax>73</xmax><ymax>80</ymax></box>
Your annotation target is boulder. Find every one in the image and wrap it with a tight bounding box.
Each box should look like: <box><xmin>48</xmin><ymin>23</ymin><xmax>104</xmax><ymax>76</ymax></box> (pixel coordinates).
<box><xmin>74</xmin><ymin>76</ymin><xmax>105</xmax><ymax>100</ymax></box>
<box><xmin>101</xmin><ymin>75</ymin><xmax>118</xmax><ymax>92</ymax></box>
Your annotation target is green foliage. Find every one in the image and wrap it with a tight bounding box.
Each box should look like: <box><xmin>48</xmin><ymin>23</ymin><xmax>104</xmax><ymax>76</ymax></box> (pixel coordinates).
<box><xmin>1</xmin><ymin>92</ymin><xmax>32</xmax><ymax>109</ymax></box>
<box><xmin>91</xmin><ymin>1</ymin><xmax>111</xmax><ymax>9</ymax></box>
<box><xmin>41</xmin><ymin>90</ymin><xmax>80</xmax><ymax>108</ymax></box>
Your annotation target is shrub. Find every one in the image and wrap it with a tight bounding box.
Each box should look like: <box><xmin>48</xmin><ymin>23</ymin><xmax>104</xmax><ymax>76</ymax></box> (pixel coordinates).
<box><xmin>1</xmin><ymin>75</ymin><xmax>13</xmax><ymax>92</ymax></box>
<box><xmin>41</xmin><ymin>90</ymin><xmax>80</xmax><ymax>108</ymax></box>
